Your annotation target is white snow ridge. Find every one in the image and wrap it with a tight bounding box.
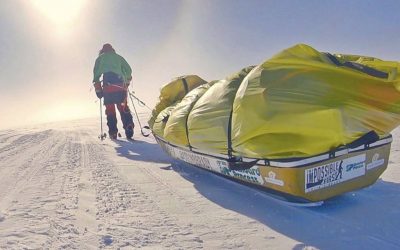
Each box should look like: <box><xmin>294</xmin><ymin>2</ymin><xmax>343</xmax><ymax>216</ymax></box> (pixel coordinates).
<box><xmin>0</xmin><ymin>117</ymin><xmax>399</xmax><ymax>249</ymax></box>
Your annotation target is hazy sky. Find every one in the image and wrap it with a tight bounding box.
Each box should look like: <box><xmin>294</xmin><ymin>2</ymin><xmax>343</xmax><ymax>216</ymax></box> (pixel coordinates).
<box><xmin>0</xmin><ymin>0</ymin><xmax>399</xmax><ymax>129</ymax></box>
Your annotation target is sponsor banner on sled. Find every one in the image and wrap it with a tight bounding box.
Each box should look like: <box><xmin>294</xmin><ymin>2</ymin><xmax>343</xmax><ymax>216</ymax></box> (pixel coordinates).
<box><xmin>163</xmin><ymin>143</ymin><xmax>264</xmax><ymax>185</ymax></box>
<box><xmin>305</xmin><ymin>154</ymin><xmax>366</xmax><ymax>193</ymax></box>
<box><xmin>218</xmin><ymin>160</ymin><xmax>264</xmax><ymax>185</ymax></box>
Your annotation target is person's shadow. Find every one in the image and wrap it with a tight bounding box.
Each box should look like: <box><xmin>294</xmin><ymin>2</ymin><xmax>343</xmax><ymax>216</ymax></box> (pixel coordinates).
<box><xmin>170</xmin><ymin>160</ymin><xmax>400</xmax><ymax>250</ymax></box>
<box><xmin>113</xmin><ymin>138</ymin><xmax>171</xmax><ymax>164</ymax></box>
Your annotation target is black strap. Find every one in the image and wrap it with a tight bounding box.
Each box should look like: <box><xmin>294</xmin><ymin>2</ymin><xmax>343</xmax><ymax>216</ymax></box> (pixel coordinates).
<box><xmin>227</xmin><ymin>110</ymin><xmax>233</xmax><ymax>159</ymax></box>
<box><xmin>343</xmin><ymin>61</ymin><xmax>388</xmax><ymax>79</ymax></box>
<box><xmin>324</xmin><ymin>53</ymin><xmax>388</xmax><ymax>79</ymax></box>
<box><xmin>325</xmin><ymin>53</ymin><xmax>342</xmax><ymax>66</ymax></box>
<box><xmin>182</xmin><ymin>77</ymin><xmax>191</xmax><ymax>148</ymax></box>
<box><xmin>347</xmin><ymin>130</ymin><xmax>379</xmax><ymax>149</ymax></box>
<box><xmin>185</xmin><ymin>114</ymin><xmax>192</xmax><ymax>150</ymax></box>
<box><xmin>228</xmin><ymin>159</ymin><xmax>258</xmax><ymax>170</ymax></box>
<box><xmin>182</xmin><ymin>78</ymin><xmax>189</xmax><ymax>94</ymax></box>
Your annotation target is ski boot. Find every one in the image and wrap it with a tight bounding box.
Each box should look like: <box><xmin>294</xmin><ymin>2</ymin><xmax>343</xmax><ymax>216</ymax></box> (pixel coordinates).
<box><xmin>125</xmin><ymin>124</ymin><xmax>134</xmax><ymax>140</ymax></box>
<box><xmin>109</xmin><ymin>131</ymin><xmax>118</xmax><ymax>140</ymax></box>
<box><xmin>106</xmin><ymin>115</ymin><xmax>118</xmax><ymax>140</ymax></box>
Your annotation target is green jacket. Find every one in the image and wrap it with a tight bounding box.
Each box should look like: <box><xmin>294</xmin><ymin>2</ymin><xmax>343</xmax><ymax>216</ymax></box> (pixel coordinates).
<box><xmin>93</xmin><ymin>51</ymin><xmax>132</xmax><ymax>83</ymax></box>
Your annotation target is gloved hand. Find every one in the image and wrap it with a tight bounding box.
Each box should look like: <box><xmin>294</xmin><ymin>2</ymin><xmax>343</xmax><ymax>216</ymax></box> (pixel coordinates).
<box><xmin>94</xmin><ymin>82</ymin><xmax>103</xmax><ymax>99</ymax></box>
<box><xmin>125</xmin><ymin>76</ymin><xmax>132</xmax><ymax>88</ymax></box>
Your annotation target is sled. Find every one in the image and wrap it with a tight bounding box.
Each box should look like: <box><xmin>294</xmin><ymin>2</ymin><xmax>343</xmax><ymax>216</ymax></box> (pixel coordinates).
<box><xmin>149</xmin><ymin>44</ymin><xmax>400</xmax><ymax>204</ymax></box>
<box><xmin>155</xmin><ymin>134</ymin><xmax>392</xmax><ymax>203</ymax></box>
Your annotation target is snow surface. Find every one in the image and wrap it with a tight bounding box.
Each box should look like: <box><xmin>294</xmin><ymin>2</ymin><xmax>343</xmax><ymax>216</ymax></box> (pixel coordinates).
<box><xmin>0</xmin><ymin>113</ymin><xmax>399</xmax><ymax>250</ymax></box>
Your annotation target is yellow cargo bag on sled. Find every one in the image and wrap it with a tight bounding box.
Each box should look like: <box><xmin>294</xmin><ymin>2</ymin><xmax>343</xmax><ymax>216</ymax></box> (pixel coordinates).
<box><xmin>150</xmin><ymin>44</ymin><xmax>400</xmax><ymax>160</ymax></box>
<box><xmin>231</xmin><ymin>44</ymin><xmax>400</xmax><ymax>159</ymax></box>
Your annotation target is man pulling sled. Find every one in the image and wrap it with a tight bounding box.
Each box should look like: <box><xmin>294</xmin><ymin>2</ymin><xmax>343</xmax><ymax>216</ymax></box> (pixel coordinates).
<box><xmin>92</xmin><ymin>43</ymin><xmax>134</xmax><ymax>140</ymax></box>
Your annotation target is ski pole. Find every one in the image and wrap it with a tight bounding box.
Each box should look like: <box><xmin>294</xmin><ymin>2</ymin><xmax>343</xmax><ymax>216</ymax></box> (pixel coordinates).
<box><xmin>99</xmin><ymin>99</ymin><xmax>107</xmax><ymax>140</ymax></box>
<box><xmin>128</xmin><ymin>91</ymin><xmax>151</xmax><ymax>137</ymax></box>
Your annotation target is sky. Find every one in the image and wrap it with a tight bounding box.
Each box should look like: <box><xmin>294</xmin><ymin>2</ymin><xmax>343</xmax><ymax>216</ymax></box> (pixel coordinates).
<box><xmin>0</xmin><ymin>0</ymin><xmax>400</xmax><ymax>129</ymax></box>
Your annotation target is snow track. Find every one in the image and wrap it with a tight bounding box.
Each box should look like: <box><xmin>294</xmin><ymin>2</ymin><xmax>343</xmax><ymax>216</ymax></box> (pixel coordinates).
<box><xmin>0</xmin><ymin>118</ymin><xmax>399</xmax><ymax>249</ymax></box>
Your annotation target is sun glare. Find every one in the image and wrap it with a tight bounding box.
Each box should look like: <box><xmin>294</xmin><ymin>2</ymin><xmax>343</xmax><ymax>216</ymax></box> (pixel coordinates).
<box><xmin>31</xmin><ymin>0</ymin><xmax>87</xmax><ymax>32</ymax></box>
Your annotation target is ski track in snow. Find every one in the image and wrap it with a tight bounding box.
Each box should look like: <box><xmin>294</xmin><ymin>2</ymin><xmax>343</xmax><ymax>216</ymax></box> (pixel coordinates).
<box><xmin>0</xmin><ymin>117</ymin><xmax>399</xmax><ymax>249</ymax></box>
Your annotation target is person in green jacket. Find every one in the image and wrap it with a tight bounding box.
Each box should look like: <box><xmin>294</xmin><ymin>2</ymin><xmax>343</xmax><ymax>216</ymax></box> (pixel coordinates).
<box><xmin>93</xmin><ymin>43</ymin><xmax>134</xmax><ymax>140</ymax></box>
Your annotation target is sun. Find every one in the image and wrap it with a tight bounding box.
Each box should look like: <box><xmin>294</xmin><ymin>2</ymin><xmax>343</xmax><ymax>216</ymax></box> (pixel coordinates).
<box><xmin>30</xmin><ymin>0</ymin><xmax>87</xmax><ymax>32</ymax></box>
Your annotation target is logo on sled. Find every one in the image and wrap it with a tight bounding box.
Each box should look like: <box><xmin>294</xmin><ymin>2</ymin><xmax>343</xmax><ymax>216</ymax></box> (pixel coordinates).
<box><xmin>305</xmin><ymin>154</ymin><xmax>366</xmax><ymax>193</ymax></box>
<box><xmin>264</xmin><ymin>171</ymin><xmax>284</xmax><ymax>187</ymax></box>
<box><xmin>366</xmin><ymin>153</ymin><xmax>385</xmax><ymax>170</ymax></box>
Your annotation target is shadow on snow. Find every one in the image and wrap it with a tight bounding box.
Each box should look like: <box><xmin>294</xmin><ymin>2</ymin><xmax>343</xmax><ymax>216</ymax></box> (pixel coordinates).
<box><xmin>113</xmin><ymin>138</ymin><xmax>171</xmax><ymax>164</ymax></box>
<box><xmin>170</xmin><ymin>161</ymin><xmax>400</xmax><ymax>250</ymax></box>
<box><xmin>112</xmin><ymin>139</ymin><xmax>400</xmax><ymax>249</ymax></box>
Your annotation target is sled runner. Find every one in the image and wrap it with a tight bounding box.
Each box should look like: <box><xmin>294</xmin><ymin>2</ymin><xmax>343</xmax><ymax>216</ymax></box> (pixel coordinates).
<box><xmin>155</xmin><ymin>134</ymin><xmax>392</xmax><ymax>203</ymax></box>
